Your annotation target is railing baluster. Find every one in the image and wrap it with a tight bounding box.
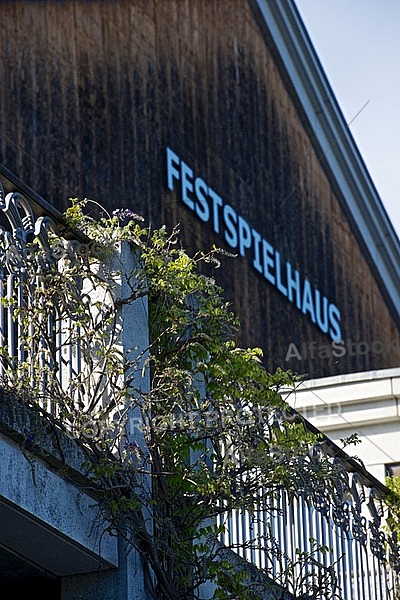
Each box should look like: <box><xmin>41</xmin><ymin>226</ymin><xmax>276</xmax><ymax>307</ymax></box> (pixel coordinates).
<box><xmin>7</xmin><ymin>273</ymin><xmax>15</xmax><ymax>361</ymax></box>
<box><xmin>0</xmin><ymin>273</ymin><xmax>5</xmax><ymax>378</ymax></box>
<box><xmin>16</xmin><ymin>271</ymin><xmax>25</xmax><ymax>366</ymax></box>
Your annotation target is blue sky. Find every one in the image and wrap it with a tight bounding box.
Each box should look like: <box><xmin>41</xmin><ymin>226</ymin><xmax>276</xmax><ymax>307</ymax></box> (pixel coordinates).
<box><xmin>294</xmin><ymin>0</ymin><xmax>400</xmax><ymax>240</ymax></box>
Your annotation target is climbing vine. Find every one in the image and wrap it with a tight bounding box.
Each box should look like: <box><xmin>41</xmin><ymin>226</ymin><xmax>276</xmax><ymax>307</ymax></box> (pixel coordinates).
<box><xmin>0</xmin><ymin>197</ymin><xmax>368</xmax><ymax>599</ymax></box>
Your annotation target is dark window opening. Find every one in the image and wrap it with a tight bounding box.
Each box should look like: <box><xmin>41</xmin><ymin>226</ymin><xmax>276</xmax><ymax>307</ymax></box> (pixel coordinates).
<box><xmin>386</xmin><ymin>462</ymin><xmax>400</xmax><ymax>477</ymax></box>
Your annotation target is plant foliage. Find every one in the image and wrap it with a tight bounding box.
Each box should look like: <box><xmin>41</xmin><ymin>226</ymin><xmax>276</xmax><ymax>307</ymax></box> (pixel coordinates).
<box><xmin>0</xmin><ymin>198</ymin><xmax>352</xmax><ymax>599</ymax></box>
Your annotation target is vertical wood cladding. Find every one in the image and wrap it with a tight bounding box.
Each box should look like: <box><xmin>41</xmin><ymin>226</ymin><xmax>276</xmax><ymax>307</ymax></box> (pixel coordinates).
<box><xmin>0</xmin><ymin>0</ymin><xmax>399</xmax><ymax>377</ymax></box>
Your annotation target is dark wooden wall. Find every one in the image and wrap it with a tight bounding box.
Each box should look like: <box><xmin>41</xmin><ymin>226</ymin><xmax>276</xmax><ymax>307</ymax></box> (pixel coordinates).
<box><xmin>0</xmin><ymin>0</ymin><xmax>399</xmax><ymax>378</ymax></box>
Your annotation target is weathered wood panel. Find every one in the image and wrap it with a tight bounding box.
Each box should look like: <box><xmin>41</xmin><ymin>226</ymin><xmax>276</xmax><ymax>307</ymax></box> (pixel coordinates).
<box><xmin>0</xmin><ymin>0</ymin><xmax>398</xmax><ymax>377</ymax></box>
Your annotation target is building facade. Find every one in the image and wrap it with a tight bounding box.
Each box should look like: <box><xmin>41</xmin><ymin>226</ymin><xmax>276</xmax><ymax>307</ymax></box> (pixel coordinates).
<box><xmin>0</xmin><ymin>0</ymin><xmax>399</xmax><ymax>378</ymax></box>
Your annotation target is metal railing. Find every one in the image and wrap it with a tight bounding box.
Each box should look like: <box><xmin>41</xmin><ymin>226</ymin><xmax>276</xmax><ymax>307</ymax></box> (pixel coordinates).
<box><xmin>219</xmin><ymin>450</ymin><xmax>400</xmax><ymax>599</ymax></box>
<box><xmin>0</xmin><ymin>186</ymin><xmax>90</xmax><ymax>416</ymax></box>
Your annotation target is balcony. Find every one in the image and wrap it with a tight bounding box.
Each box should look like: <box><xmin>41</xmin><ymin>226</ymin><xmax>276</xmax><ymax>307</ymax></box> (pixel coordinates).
<box><xmin>0</xmin><ymin>170</ymin><xmax>399</xmax><ymax>600</ymax></box>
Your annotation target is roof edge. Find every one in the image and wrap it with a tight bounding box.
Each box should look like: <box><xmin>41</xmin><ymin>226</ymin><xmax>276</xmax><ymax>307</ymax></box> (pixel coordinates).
<box><xmin>250</xmin><ymin>0</ymin><xmax>400</xmax><ymax>326</ymax></box>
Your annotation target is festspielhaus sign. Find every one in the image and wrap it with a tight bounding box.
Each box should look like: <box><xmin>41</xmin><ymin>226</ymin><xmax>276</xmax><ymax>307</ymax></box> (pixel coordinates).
<box><xmin>166</xmin><ymin>147</ymin><xmax>342</xmax><ymax>342</ymax></box>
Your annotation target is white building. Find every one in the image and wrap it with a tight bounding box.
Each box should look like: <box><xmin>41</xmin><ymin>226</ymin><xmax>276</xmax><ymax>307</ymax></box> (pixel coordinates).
<box><xmin>289</xmin><ymin>367</ymin><xmax>400</xmax><ymax>484</ymax></box>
